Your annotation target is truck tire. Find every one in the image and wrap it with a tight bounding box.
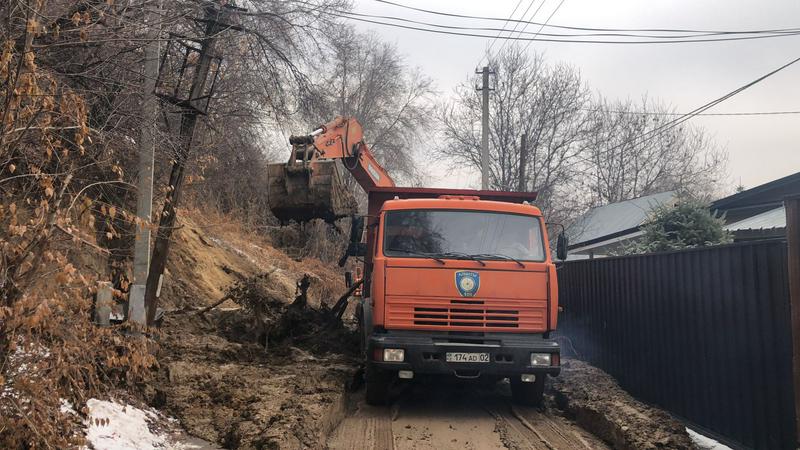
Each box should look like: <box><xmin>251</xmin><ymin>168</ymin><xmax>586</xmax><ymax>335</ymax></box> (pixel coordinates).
<box><xmin>510</xmin><ymin>375</ymin><xmax>545</xmax><ymax>407</ymax></box>
<box><xmin>365</xmin><ymin>363</ymin><xmax>390</xmax><ymax>406</ymax></box>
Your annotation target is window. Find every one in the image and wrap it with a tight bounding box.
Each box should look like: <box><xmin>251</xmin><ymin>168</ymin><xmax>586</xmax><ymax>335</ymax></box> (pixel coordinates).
<box><xmin>383</xmin><ymin>209</ymin><xmax>545</xmax><ymax>262</ymax></box>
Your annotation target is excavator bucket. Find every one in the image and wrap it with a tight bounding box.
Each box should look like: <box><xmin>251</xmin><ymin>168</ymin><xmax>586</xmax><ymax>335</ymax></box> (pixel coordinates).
<box><xmin>267</xmin><ymin>159</ymin><xmax>358</xmax><ymax>223</ymax></box>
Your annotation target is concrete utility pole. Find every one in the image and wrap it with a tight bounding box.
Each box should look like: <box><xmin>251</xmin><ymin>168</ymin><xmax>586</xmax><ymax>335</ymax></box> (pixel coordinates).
<box><xmin>517</xmin><ymin>133</ymin><xmax>528</xmax><ymax>192</ymax></box>
<box><xmin>476</xmin><ymin>66</ymin><xmax>494</xmax><ymax>190</ymax></box>
<box><xmin>143</xmin><ymin>4</ymin><xmax>237</xmax><ymax>326</ymax></box>
<box><xmin>129</xmin><ymin>0</ymin><xmax>161</xmax><ymax>326</ymax></box>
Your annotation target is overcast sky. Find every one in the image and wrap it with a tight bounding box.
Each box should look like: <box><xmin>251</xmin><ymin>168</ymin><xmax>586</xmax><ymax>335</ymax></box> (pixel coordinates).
<box><xmin>349</xmin><ymin>0</ymin><xmax>800</xmax><ymax>192</ymax></box>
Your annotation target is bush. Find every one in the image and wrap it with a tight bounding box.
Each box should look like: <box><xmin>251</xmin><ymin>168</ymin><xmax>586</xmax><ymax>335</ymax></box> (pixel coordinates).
<box><xmin>623</xmin><ymin>199</ymin><xmax>732</xmax><ymax>254</ymax></box>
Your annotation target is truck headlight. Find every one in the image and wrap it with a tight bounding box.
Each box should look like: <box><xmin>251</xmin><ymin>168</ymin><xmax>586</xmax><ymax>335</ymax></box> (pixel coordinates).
<box><xmin>530</xmin><ymin>353</ymin><xmax>551</xmax><ymax>366</ymax></box>
<box><xmin>383</xmin><ymin>348</ymin><xmax>405</xmax><ymax>362</ymax></box>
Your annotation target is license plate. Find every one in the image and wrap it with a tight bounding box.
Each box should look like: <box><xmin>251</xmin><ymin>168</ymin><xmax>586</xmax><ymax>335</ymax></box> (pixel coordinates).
<box><xmin>446</xmin><ymin>352</ymin><xmax>490</xmax><ymax>363</ymax></box>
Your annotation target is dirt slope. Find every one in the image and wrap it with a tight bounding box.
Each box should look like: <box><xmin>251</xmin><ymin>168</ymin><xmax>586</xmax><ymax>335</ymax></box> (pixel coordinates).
<box><xmin>145</xmin><ymin>209</ymin><xmax>358</xmax><ymax>449</ymax></box>
<box><xmin>159</xmin><ymin>208</ymin><xmax>345</xmax><ymax>311</ymax></box>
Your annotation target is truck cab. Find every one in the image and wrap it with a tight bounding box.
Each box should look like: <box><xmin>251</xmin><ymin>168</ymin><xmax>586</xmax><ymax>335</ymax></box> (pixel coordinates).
<box><xmin>359</xmin><ymin>190</ymin><xmax>561</xmax><ymax>406</ymax></box>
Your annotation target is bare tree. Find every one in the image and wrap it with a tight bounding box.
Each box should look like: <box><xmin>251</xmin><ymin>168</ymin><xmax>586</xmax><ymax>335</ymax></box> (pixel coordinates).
<box><xmin>582</xmin><ymin>97</ymin><xmax>728</xmax><ymax>204</ymax></box>
<box><xmin>0</xmin><ymin>0</ymin><xmax>355</xmax><ymax>444</ymax></box>
<box><xmin>437</xmin><ymin>47</ymin><xmax>590</xmax><ymax>216</ymax></box>
<box><xmin>299</xmin><ymin>28</ymin><xmax>436</xmax><ymax>185</ymax></box>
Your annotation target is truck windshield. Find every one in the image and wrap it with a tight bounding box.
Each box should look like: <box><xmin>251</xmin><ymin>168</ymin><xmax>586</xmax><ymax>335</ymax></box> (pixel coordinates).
<box><xmin>383</xmin><ymin>209</ymin><xmax>545</xmax><ymax>262</ymax></box>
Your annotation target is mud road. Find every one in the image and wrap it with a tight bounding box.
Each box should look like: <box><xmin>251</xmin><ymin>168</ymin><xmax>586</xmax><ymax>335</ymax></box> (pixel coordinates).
<box><xmin>327</xmin><ymin>380</ymin><xmax>609</xmax><ymax>450</ymax></box>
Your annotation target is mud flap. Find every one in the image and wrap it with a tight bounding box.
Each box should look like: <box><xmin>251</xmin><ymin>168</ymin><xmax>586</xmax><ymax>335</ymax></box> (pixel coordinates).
<box><xmin>358</xmin><ymin>297</ymin><xmax>373</xmax><ymax>358</ymax></box>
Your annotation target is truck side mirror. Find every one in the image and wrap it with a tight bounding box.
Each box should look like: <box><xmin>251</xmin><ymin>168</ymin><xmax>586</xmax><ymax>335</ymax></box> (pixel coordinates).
<box><xmin>556</xmin><ymin>232</ymin><xmax>568</xmax><ymax>261</ymax></box>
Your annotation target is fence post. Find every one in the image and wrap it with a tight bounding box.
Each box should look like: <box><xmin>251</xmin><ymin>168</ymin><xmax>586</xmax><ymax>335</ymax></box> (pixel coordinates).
<box><xmin>786</xmin><ymin>194</ymin><xmax>800</xmax><ymax>445</ymax></box>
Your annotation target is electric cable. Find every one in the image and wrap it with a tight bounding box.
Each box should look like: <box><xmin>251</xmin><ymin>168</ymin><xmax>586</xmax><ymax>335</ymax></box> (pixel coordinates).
<box><xmin>333</xmin><ymin>12</ymin><xmax>800</xmax><ymax>44</ymax></box>
<box><xmin>372</xmin><ymin>0</ymin><xmax>800</xmax><ymax>35</ymax></box>
<box><xmin>493</xmin><ymin>0</ymin><xmax>546</xmax><ymax>58</ymax></box>
<box><xmin>481</xmin><ymin>0</ymin><xmax>526</xmax><ymax>64</ymax></box>
<box><xmin>521</xmin><ymin>0</ymin><xmax>566</xmax><ymax>53</ymax></box>
<box><xmin>582</xmin><ymin>55</ymin><xmax>800</xmax><ymax>163</ymax></box>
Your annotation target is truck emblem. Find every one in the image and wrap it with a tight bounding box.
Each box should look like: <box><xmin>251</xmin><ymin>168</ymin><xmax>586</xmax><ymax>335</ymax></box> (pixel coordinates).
<box><xmin>455</xmin><ymin>271</ymin><xmax>480</xmax><ymax>297</ymax></box>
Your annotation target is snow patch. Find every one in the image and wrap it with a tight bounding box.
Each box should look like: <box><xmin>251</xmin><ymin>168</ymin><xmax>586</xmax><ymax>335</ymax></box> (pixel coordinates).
<box><xmin>85</xmin><ymin>399</ymin><xmax>166</xmax><ymax>450</ymax></box>
<box><xmin>687</xmin><ymin>428</ymin><xmax>732</xmax><ymax>450</ymax></box>
<box><xmin>60</xmin><ymin>398</ymin><xmax>77</xmax><ymax>415</ymax></box>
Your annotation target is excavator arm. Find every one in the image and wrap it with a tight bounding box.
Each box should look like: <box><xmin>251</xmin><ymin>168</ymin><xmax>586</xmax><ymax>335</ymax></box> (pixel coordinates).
<box><xmin>268</xmin><ymin>117</ymin><xmax>394</xmax><ymax>222</ymax></box>
<box><xmin>289</xmin><ymin>117</ymin><xmax>395</xmax><ymax>190</ymax></box>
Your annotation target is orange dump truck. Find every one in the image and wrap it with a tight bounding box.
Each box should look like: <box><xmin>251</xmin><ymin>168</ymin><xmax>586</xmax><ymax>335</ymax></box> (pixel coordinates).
<box><xmin>268</xmin><ymin>117</ymin><xmax>565</xmax><ymax>406</ymax></box>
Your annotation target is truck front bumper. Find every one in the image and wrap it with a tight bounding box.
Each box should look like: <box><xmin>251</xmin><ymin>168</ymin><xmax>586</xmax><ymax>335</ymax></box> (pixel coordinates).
<box><xmin>368</xmin><ymin>330</ymin><xmax>560</xmax><ymax>378</ymax></box>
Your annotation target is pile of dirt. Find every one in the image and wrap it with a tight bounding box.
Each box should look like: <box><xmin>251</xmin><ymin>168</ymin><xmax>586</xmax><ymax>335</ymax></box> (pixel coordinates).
<box><xmin>149</xmin><ymin>302</ymin><xmax>359</xmax><ymax>450</ymax></box>
<box><xmin>549</xmin><ymin>359</ymin><xmax>696</xmax><ymax>450</ymax></box>
<box><xmin>217</xmin><ymin>271</ymin><xmax>360</xmax><ymax>356</ymax></box>
<box><xmin>145</xmin><ymin>208</ymin><xmax>360</xmax><ymax>449</ymax></box>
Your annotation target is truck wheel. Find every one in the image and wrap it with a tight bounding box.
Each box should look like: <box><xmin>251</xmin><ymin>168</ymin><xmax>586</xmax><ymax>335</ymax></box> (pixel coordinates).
<box><xmin>510</xmin><ymin>375</ymin><xmax>545</xmax><ymax>407</ymax></box>
<box><xmin>365</xmin><ymin>364</ymin><xmax>390</xmax><ymax>406</ymax></box>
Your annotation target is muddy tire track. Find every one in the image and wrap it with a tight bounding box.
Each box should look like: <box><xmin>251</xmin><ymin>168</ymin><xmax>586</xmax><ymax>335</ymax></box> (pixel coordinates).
<box><xmin>327</xmin><ymin>381</ymin><xmax>608</xmax><ymax>450</ymax></box>
<box><xmin>487</xmin><ymin>403</ymin><xmax>608</xmax><ymax>450</ymax></box>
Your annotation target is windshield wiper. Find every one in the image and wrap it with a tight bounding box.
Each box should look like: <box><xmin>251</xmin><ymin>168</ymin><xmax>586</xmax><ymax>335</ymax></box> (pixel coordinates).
<box><xmin>472</xmin><ymin>253</ymin><xmax>526</xmax><ymax>268</ymax></box>
<box><xmin>385</xmin><ymin>248</ymin><xmax>446</xmax><ymax>264</ymax></box>
<box><xmin>439</xmin><ymin>251</ymin><xmax>487</xmax><ymax>266</ymax></box>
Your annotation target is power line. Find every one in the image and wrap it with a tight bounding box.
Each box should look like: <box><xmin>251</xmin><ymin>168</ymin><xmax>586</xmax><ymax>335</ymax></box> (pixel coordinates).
<box><xmin>586</xmin><ymin>55</ymin><xmax>800</xmax><ymax>161</ymax></box>
<box><xmin>584</xmin><ymin>109</ymin><xmax>800</xmax><ymax>117</ymax></box>
<box><xmin>334</xmin><ymin>12</ymin><xmax>800</xmax><ymax>44</ymax></box>
<box><xmin>344</xmin><ymin>9</ymin><xmax>799</xmax><ymax>39</ymax></box>
<box><xmin>372</xmin><ymin>0</ymin><xmax>800</xmax><ymax>35</ymax></box>
<box><xmin>493</xmin><ymin>0</ymin><xmax>546</xmax><ymax>58</ymax></box>
<box><xmin>481</xmin><ymin>0</ymin><xmax>525</xmax><ymax>63</ymax></box>
<box><xmin>522</xmin><ymin>0</ymin><xmax>566</xmax><ymax>53</ymax></box>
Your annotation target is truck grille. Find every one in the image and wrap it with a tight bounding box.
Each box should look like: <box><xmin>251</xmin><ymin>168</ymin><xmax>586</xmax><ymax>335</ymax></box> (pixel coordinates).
<box><xmin>413</xmin><ymin>299</ymin><xmax>519</xmax><ymax>328</ymax></box>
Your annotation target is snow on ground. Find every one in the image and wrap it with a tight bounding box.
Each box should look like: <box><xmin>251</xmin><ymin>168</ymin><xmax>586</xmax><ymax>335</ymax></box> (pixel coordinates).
<box><xmin>84</xmin><ymin>399</ymin><xmax>212</xmax><ymax>450</ymax></box>
<box><xmin>85</xmin><ymin>399</ymin><xmax>166</xmax><ymax>450</ymax></box>
<box><xmin>687</xmin><ymin>428</ymin><xmax>733</xmax><ymax>450</ymax></box>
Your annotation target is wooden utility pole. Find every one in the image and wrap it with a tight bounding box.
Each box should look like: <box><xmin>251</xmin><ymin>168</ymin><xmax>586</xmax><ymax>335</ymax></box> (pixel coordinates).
<box><xmin>476</xmin><ymin>66</ymin><xmax>494</xmax><ymax>190</ymax></box>
<box><xmin>129</xmin><ymin>0</ymin><xmax>161</xmax><ymax>326</ymax></box>
<box><xmin>143</xmin><ymin>5</ymin><xmax>237</xmax><ymax>325</ymax></box>
<box><xmin>785</xmin><ymin>194</ymin><xmax>800</xmax><ymax>444</ymax></box>
<box><xmin>517</xmin><ymin>133</ymin><xmax>528</xmax><ymax>192</ymax></box>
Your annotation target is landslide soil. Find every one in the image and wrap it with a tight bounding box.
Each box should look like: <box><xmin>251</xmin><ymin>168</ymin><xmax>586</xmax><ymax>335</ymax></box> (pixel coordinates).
<box><xmin>151</xmin><ymin>303</ymin><xmax>359</xmax><ymax>450</ymax></box>
<box><xmin>146</xmin><ymin>209</ymin><xmax>360</xmax><ymax>450</ymax></box>
<box><xmin>551</xmin><ymin>359</ymin><xmax>697</xmax><ymax>450</ymax></box>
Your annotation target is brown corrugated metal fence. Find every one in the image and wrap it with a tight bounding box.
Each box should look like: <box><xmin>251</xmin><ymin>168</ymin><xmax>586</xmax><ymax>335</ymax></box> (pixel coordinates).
<box><xmin>556</xmin><ymin>240</ymin><xmax>796</xmax><ymax>449</ymax></box>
